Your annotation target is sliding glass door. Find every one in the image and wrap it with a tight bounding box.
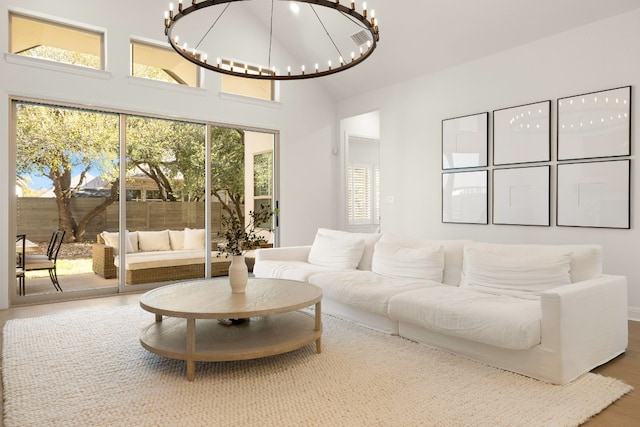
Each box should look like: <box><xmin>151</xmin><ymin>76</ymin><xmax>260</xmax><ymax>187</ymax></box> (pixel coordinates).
<box><xmin>12</xmin><ymin>99</ymin><xmax>277</xmax><ymax>304</ymax></box>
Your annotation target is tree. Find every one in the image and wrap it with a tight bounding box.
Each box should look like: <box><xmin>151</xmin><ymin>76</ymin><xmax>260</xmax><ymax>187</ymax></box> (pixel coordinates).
<box><xmin>16</xmin><ymin>104</ymin><xmax>119</xmax><ymax>242</ymax></box>
<box><xmin>126</xmin><ymin>116</ymin><xmax>206</xmax><ymax>202</ymax></box>
<box><xmin>17</xmin><ymin>107</ymin><xmax>249</xmax><ymax>242</ymax></box>
<box><xmin>210</xmin><ymin>127</ymin><xmax>246</xmax><ymax>223</ymax></box>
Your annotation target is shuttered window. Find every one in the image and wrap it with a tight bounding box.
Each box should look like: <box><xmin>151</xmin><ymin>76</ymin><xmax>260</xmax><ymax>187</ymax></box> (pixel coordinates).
<box><xmin>348</xmin><ymin>164</ymin><xmax>379</xmax><ymax>225</ymax></box>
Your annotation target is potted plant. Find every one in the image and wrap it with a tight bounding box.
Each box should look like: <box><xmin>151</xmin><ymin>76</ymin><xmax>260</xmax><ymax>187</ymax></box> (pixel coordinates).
<box><xmin>218</xmin><ymin>204</ymin><xmax>274</xmax><ymax>293</ymax></box>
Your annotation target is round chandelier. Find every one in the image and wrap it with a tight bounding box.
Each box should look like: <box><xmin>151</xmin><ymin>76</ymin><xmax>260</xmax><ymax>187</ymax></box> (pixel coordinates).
<box><xmin>163</xmin><ymin>0</ymin><xmax>380</xmax><ymax>80</ymax></box>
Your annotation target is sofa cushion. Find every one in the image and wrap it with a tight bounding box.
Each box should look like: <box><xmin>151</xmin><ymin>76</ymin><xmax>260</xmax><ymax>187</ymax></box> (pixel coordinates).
<box><xmin>114</xmin><ymin>250</ymin><xmax>224</xmax><ymax>270</ymax></box>
<box><xmin>252</xmin><ymin>260</ymin><xmax>344</xmax><ymax>282</ymax></box>
<box><xmin>379</xmin><ymin>235</ymin><xmax>469</xmax><ymax>286</ymax></box>
<box><xmin>308</xmin><ymin>231</ymin><xmax>365</xmax><ymax>270</ymax></box>
<box><xmin>461</xmin><ymin>242</ymin><xmax>602</xmax><ymax>283</ymax></box>
<box><xmin>388</xmin><ymin>287</ymin><xmax>541</xmax><ymax>350</ymax></box>
<box><xmin>461</xmin><ymin>246</ymin><xmax>572</xmax><ymax>298</ymax></box>
<box><xmin>168</xmin><ymin>230</ymin><xmax>185</xmax><ymax>250</ymax></box>
<box><xmin>137</xmin><ymin>230</ymin><xmax>171</xmax><ymax>252</ymax></box>
<box><xmin>101</xmin><ymin>230</ymin><xmax>137</xmax><ymax>254</ymax></box>
<box><xmin>183</xmin><ymin>228</ymin><xmax>205</xmax><ymax>250</ymax></box>
<box><xmin>372</xmin><ymin>242</ymin><xmax>444</xmax><ymax>281</ymax></box>
<box><xmin>315</xmin><ymin>228</ymin><xmax>381</xmax><ymax>270</ymax></box>
<box><xmin>308</xmin><ymin>271</ymin><xmax>441</xmax><ymax>316</ymax></box>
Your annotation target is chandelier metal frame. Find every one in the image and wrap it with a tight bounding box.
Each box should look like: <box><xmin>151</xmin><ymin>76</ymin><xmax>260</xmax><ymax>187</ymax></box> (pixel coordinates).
<box><xmin>164</xmin><ymin>0</ymin><xmax>380</xmax><ymax>80</ymax></box>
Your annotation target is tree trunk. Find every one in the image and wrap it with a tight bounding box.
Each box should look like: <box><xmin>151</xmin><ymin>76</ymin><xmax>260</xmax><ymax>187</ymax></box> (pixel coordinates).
<box><xmin>52</xmin><ymin>170</ymin><xmax>77</xmax><ymax>242</ymax></box>
<box><xmin>74</xmin><ymin>179</ymin><xmax>120</xmax><ymax>241</ymax></box>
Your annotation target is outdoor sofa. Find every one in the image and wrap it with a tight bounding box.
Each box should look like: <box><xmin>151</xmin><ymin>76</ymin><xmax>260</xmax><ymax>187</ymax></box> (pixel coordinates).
<box><xmin>92</xmin><ymin>229</ymin><xmax>255</xmax><ymax>285</ymax></box>
<box><xmin>253</xmin><ymin>228</ymin><xmax>628</xmax><ymax>384</ymax></box>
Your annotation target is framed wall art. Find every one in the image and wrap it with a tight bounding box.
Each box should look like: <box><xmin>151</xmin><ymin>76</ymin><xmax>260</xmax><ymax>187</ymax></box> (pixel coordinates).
<box><xmin>442</xmin><ymin>112</ymin><xmax>488</xmax><ymax>170</ymax></box>
<box><xmin>442</xmin><ymin>170</ymin><xmax>488</xmax><ymax>224</ymax></box>
<box><xmin>557</xmin><ymin>159</ymin><xmax>630</xmax><ymax>229</ymax></box>
<box><xmin>493</xmin><ymin>100</ymin><xmax>551</xmax><ymax>165</ymax></box>
<box><xmin>492</xmin><ymin>166</ymin><xmax>550</xmax><ymax>226</ymax></box>
<box><xmin>557</xmin><ymin>86</ymin><xmax>631</xmax><ymax>160</ymax></box>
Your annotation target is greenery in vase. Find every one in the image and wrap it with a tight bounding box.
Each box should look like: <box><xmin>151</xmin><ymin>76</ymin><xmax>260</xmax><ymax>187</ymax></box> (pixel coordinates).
<box><xmin>218</xmin><ymin>204</ymin><xmax>275</xmax><ymax>257</ymax></box>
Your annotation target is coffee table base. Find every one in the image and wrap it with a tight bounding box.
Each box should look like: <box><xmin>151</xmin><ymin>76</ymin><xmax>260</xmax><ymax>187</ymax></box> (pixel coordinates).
<box><xmin>140</xmin><ymin>310</ymin><xmax>321</xmax><ymax>381</ymax></box>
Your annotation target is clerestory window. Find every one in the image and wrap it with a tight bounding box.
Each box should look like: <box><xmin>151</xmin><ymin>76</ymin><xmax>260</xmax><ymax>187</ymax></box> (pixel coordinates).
<box><xmin>9</xmin><ymin>12</ymin><xmax>103</xmax><ymax>70</ymax></box>
<box><xmin>130</xmin><ymin>40</ymin><xmax>200</xmax><ymax>87</ymax></box>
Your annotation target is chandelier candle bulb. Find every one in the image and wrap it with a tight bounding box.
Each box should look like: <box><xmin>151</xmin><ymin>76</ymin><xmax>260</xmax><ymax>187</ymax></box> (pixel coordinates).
<box><xmin>178</xmin><ymin>0</ymin><xmax>183</xmax><ymax>12</ymax></box>
<box><xmin>351</xmin><ymin>1</ymin><xmax>355</xmax><ymax>10</ymax></box>
<box><xmin>363</xmin><ymin>2</ymin><xmax>367</xmax><ymax>18</ymax></box>
<box><xmin>301</xmin><ymin>64</ymin><xmax>305</xmax><ymax>74</ymax></box>
<box><xmin>315</xmin><ymin>63</ymin><xmax>319</xmax><ymax>72</ymax></box>
<box><xmin>169</xmin><ymin>3</ymin><xmax>174</xmax><ymax>18</ymax></box>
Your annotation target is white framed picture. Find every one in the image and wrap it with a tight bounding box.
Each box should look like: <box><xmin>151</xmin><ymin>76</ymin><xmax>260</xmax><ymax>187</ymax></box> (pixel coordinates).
<box><xmin>493</xmin><ymin>100</ymin><xmax>550</xmax><ymax>165</ymax></box>
<box><xmin>442</xmin><ymin>170</ymin><xmax>487</xmax><ymax>224</ymax></box>
<box><xmin>557</xmin><ymin>86</ymin><xmax>631</xmax><ymax>160</ymax></box>
<box><xmin>492</xmin><ymin>166</ymin><xmax>550</xmax><ymax>226</ymax></box>
<box><xmin>442</xmin><ymin>112</ymin><xmax>488</xmax><ymax>170</ymax></box>
<box><xmin>557</xmin><ymin>160</ymin><xmax>630</xmax><ymax>229</ymax></box>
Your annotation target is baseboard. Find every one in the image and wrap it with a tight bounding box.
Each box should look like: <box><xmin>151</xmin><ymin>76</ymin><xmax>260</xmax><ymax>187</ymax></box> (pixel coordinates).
<box><xmin>628</xmin><ymin>307</ymin><xmax>640</xmax><ymax>322</ymax></box>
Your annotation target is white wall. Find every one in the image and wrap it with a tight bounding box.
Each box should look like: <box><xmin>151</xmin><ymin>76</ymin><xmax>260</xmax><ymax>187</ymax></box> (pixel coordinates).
<box><xmin>0</xmin><ymin>0</ymin><xmax>338</xmax><ymax>308</ymax></box>
<box><xmin>338</xmin><ymin>10</ymin><xmax>640</xmax><ymax>319</ymax></box>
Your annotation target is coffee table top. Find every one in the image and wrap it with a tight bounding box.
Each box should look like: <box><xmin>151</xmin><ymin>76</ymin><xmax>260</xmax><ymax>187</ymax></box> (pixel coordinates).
<box><xmin>140</xmin><ymin>278</ymin><xmax>322</xmax><ymax>319</ymax></box>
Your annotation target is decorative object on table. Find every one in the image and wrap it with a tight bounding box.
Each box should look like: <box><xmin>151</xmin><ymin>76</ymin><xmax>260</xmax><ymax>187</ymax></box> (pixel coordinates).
<box><xmin>493</xmin><ymin>100</ymin><xmax>551</xmax><ymax>165</ymax></box>
<box><xmin>442</xmin><ymin>170</ymin><xmax>488</xmax><ymax>224</ymax></box>
<box><xmin>557</xmin><ymin>159</ymin><xmax>630</xmax><ymax>229</ymax></box>
<box><xmin>162</xmin><ymin>0</ymin><xmax>380</xmax><ymax>81</ymax></box>
<box><xmin>442</xmin><ymin>112</ymin><xmax>488</xmax><ymax>170</ymax></box>
<box><xmin>557</xmin><ymin>86</ymin><xmax>631</xmax><ymax>161</ymax></box>
<box><xmin>219</xmin><ymin>205</ymin><xmax>274</xmax><ymax>293</ymax></box>
<box><xmin>492</xmin><ymin>165</ymin><xmax>550</xmax><ymax>226</ymax></box>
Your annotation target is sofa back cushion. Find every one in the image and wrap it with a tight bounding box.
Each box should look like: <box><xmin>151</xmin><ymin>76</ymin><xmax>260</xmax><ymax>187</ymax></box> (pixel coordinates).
<box><xmin>461</xmin><ymin>246</ymin><xmax>572</xmax><ymax>298</ymax></box>
<box><xmin>137</xmin><ymin>230</ymin><xmax>171</xmax><ymax>252</ymax></box>
<box><xmin>371</xmin><ymin>241</ymin><xmax>444</xmax><ymax>281</ymax></box>
<box><xmin>461</xmin><ymin>242</ymin><xmax>602</xmax><ymax>284</ymax></box>
<box><xmin>308</xmin><ymin>231</ymin><xmax>365</xmax><ymax>270</ymax></box>
<box><xmin>314</xmin><ymin>228</ymin><xmax>381</xmax><ymax>270</ymax></box>
<box><xmin>169</xmin><ymin>230</ymin><xmax>185</xmax><ymax>250</ymax></box>
<box><xmin>378</xmin><ymin>235</ymin><xmax>469</xmax><ymax>286</ymax></box>
<box><xmin>100</xmin><ymin>230</ymin><xmax>138</xmax><ymax>254</ymax></box>
<box><xmin>183</xmin><ymin>228</ymin><xmax>205</xmax><ymax>250</ymax></box>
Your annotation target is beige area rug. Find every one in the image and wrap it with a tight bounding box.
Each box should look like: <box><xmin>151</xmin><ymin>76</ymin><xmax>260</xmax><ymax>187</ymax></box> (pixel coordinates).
<box><xmin>2</xmin><ymin>304</ymin><xmax>632</xmax><ymax>427</ymax></box>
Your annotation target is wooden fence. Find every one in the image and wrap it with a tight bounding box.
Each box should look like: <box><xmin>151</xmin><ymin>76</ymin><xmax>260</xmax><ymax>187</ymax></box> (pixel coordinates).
<box><xmin>17</xmin><ymin>197</ymin><xmax>227</xmax><ymax>242</ymax></box>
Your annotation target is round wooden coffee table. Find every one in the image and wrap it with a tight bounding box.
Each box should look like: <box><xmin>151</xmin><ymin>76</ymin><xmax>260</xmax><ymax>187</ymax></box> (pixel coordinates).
<box><xmin>139</xmin><ymin>278</ymin><xmax>322</xmax><ymax>381</ymax></box>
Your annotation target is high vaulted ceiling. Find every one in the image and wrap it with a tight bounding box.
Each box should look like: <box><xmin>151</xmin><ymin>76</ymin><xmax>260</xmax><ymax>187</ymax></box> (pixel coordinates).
<box><xmin>166</xmin><ymin>0</ymin><xmax>640</xmax><ymax>101</ymax></box>
<box><xmin>302</xmin><ymin>0</ymin><xmax>640</xmax><ymax>101</ymax></box>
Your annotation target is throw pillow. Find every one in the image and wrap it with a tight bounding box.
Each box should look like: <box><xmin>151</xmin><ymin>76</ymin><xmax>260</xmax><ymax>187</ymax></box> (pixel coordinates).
<box><xmin>137</xmin><ymin>230</ymin><xmax>171</xmax><ymax>252</ymax></box>
<box><xmin>315</xmin><ymin>228</ymin><xmax>381</xmax><ymax>271</ymax></box>
<box><xmin>371</xmin><ymin>242</ymin><xmax>445</xmax><ymax>281</ymax></box>
<box><xmin>307</xmin><ymin>232</ymin><xmax>365</xmax><ymax>269</ymax></box>
<box><xmin>462</xmin><ymin>246</ymin><xmax>572</xmax><ymax>297</ymax></box>
<box><xmin>183</xmin><ymin>228</ymin><xmax>205</xmax><ymax>250</ymax></box>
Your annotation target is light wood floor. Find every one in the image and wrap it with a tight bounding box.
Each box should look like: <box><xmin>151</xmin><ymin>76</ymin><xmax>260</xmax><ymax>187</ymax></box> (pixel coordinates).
<box><xmin>0</xmin><ymin>294</ymin><xmax>638</xmax><ymax>426</ymax></box>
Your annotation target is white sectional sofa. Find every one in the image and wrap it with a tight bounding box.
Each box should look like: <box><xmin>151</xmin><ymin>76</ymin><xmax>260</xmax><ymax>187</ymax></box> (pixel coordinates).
<box><xmin>253</xmin><ymin>228</ymin><xmax>628</xmax><ymax>384</ymax></box>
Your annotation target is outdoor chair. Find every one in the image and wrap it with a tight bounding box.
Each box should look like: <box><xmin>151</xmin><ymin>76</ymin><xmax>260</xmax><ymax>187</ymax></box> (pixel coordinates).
<box><xmin>24</xmin><ymin>229</ymin><xmax>65</xmax><ymax>292</ymax></box>
<box><xmin>16</xmin><ymin>234</ymin><xmax>26</xmax><ymax>296</ymax></box>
